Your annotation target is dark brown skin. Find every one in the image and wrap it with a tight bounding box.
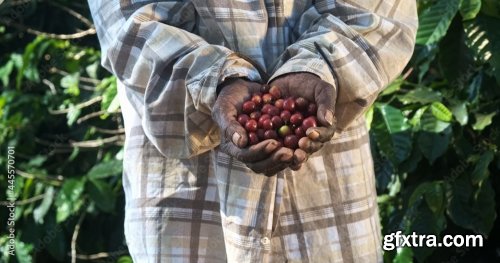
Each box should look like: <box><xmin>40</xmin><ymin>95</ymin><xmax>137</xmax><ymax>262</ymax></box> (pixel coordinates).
<box><xmin>213</xmin><ymin>72</ymin><xmax>337</xmax><ymax>175</ymax></box>
<box><xmin>269</xmin><ymin>72</ymin><xmax>337</xmax><ymax>170</ymax></box>
<box><xmin>212</xmin><ymin>78</ymin><xmax>295</xmax><ymax>176</ymax></box>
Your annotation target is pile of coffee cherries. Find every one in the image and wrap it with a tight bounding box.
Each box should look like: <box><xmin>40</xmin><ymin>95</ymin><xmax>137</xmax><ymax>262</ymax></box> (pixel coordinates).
<box><xmin>237</xmin><ymin>86</ymin><xmax>319</xmax><ymax>149</ymax></box>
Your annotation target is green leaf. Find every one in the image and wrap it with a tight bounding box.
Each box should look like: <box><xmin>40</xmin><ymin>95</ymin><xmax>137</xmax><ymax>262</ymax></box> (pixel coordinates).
<box><xmin>43</xmin><ymin>214</ymin><xmax>67</xmax><ymax>261</ymax></box>
<box><xmin>66</xmin><ymin>104</ymin><xmax>81</xmax><ymax>126</ymax></box>
<box><xmin>438</xmin><ymin>16</ymin><xmax>475</xmax><ymax>84</ymax></box>
<box><xmin>376</xmin><ymin>104</ymin><xmax>411</xmax><ymax>133</ymax></box>
<box><xmin>471</xmin><ymin>150</ymin><xmax>495</xmax><ymax>184</ymax></box>
<box><xmin>466</xmin><ymin>74</ymin><xmax>482</xmax><ymax>102</ymax></box>
<box><xmin>15</xmin><ymin>240</ymin><xmax>33</xmax><ymax>263</ymax></box>
<box><xmin>365</xmin><ymin>106</ymin><xmax>374</xmax><ymax>130</ymax></box>
<box><xmin>464</xmin><ymin>15</ymin><xmax>500</xmax><ymax>84</ymax></box>
<box><xmin>101</xmin><ymin>77</ymin><xmax>118</xmax><ymax>111</ymax></box>
<box><xmin>33</xmin><ymin>186</ymin><xmax>55</xmax><ymax>224</ymax></box>
<box><xmin>424</xmin><ymin>183</ymin><xmax>445</xmax><ymax>214</ymax></box>
<box><xmin>451</xmin><ymin>102</ymin><xmax>468</xmax><ymax>125</ymax></box>
<box><xmin>393</xmin><ymin>247</ymin><xmax>413</xmax><ymax>263</ymax></box>
<box><xmin>430</xmin><ymin>102</ymin><xmax>453</xmax><ymax>122</ymax></box>
<box><xmin>416</xmin><ymin>0</ymin><xmax>461</xmax><ymax>45</ymax></box>
<box><xmin>16</xmin><ymin>37</ymin><xmax>44</xmax><ymax>89</ymax></box>
<box><xmin>55</xmin><ymin>178</ymin><xmax>86</xmax><ymax>223</ymax></box>
<box><xmin>375</xmin><ymin>157</ymin><xmax>395</xmax><ymax>193</ymax></box>
<box><xmin>460</xmin><ymin>0</ymin><xmax>481</xmax><ymax>20</ymax></box>
<box><xmin>409</xmin><ymin>181</ymin><xmax>445</xmax><ymax>214</ymax></box>
<box><xmin>85</xmin><ymin>61</ymin><xmax>99</xmax><ymax>79</ymax></box>
<box><xmin>106</xmin><ymin>95</ymin><xmax>120</xmax><ymax>113</ymax></box>
<box><xmin>409</xmin><ymin>106</ymin><xmax>428</xmax><ymax>128</ymax></box>
<box><xmin>398</xmin><ymin>87</ymin><xmax>442</xmax><ymax>105</ymax></box>
<box><xmin>380</xmin><ymin>77</ymin><xmax>403</xmax><ymax>97</ymax></box>
<box><xmin>28</xmin><ymin>155</ymin><xmax>47</xmax><ymax>167</ymax></box>
<box><xmin>420</xmin><ymin>109</ymin><xmax>451</xmax><ymax>133</ymax></box>
<box><xmin>88</xmin><ymin>179</ymin><xmax>116</xmax><ymax>213</ymax></box>
<box><xmin>472</xmin><ymin>112</ymin><xmax>496</xmax><ymax>130</ymax></box>
<box><xmin>408</xmin><ymin>204</ymin><xmax>446</xmax><ymax>262</ymax></box>
<box><xmin>400</xmin><ymin>145</ymin><xmax>423</xmax><ymax>173</ymax></box>
<box><xmin>117</xmin><ymin>256</ymin><xmax>133</xmax><ymax>263</ymax></box>
<box><xmin>0</xmin><ymin>60</ymin><xmax>14</xmax><ymax>87</ymax></box>
<box><xmin>61</xmin><ymin>73</ymin><xmax>80</xmax><ymax>96</ymax></box>
<box><xmin>372</xmin><ymin>104</ymin><xmax>412</xmax><ymax>164</ymax></box>
<box><xmin>413</xmin><ymin>45</ymin><xmax>439</xmax><ymax>82</ymax></box>
<box><xmin>417</xmin><ymin>127</ymin><xmax>452</xmax><ymax>164</ymax></box>
<box><xmin>447</xmin><ymin>176</ymin><xmax>496</xmax><ymax>236</ymax></box>
<box><xmin>87</xmin><ymin>159</ymin><xmax>123</xmax><ymax>179</ymax></box>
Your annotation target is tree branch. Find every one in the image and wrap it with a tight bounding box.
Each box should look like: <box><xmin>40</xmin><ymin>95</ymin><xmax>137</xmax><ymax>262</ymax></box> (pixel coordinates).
<box><xmin>16</xmin><ymin>169</ymin><xmax>64</xmax><ymax>186</ymax></box>
<box><xmin>71</xmin><ymin>211</ymin><xmax>86</xmax><ymax>263</ymax></box>
<box><xmin>47</xmin><ymin>1</ymin><xmax>94</xmax><ymax>28</ymax></box>
<box><xmin>69</xmin><ymin>250</ymin><xmax>129</xmax><ymax>261</ymax></box>
<box><xmin>48</xmin><ymin>96</ymin><xmax>102</xmax><ymax>115</ymax></box>
<box><xmin>76</xmin><ymin>109</ymin><xmax>122</xmax><ymax>124</ymax></box>
<box><xmin>91</xmin><ymin>126</ymin><xmax>125</xmax><ymax>135</ymax></box>
<box><xmin>69</xmin><ymin>135</ymin><xmax>125</xmax><ymax>148</ymax></box>
<box><xmin>0</xmin><ymin>194</ymin><xmax>46</xmax><ymax>206</ymax></box>
<box><xmin>0</xmin><ymin>18</ymin><xmax>96</xmax><ymax>40</ymax></box>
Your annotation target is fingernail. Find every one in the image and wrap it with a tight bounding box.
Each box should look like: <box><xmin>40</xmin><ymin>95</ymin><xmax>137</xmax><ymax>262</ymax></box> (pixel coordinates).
<box><xmin>280</xmin><ymin>152</ymin><xmax>293</xmax><ymax>162</ymax></box>
<box><xmin>265</xmin><ymin>141</ymin><xmax>278</xmax><ymax>153</ymax></box>
<box><xmin>232</xmin><ymin>132</ymin><xmax>241</xmax><ymax>146</ymax></box>
<box><xmin>307</xmin><ymin>130</ymin><xmax>320</xmax><ymax>140</ymax></box>
<box><xmin>325</xmin><ymin>110</ymin><xmax>334</xmax><ymax>127</ymax></box>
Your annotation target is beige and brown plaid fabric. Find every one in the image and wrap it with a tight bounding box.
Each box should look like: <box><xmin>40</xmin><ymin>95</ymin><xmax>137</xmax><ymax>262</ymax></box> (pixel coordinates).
<box><xmin>89</xmin><ymin>0</ymin><xmax>417</xmax><ymax>262</ymax></box>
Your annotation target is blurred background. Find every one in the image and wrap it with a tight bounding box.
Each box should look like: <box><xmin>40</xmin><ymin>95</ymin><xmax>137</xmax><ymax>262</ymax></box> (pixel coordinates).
<box><xmin>0</xmin><ymin>0</ymin><xmax>499</xmax><ymax>262</ymax></box>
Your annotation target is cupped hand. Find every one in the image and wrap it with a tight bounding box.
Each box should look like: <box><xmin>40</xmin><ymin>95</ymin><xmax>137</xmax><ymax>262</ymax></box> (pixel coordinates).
<box><xmin>212</xmin><ymin>78</ymin><xmax>294</xmax><ymax>176</ymax></box>
<box><xmin>268</xmin><ymin>72</ymin><xmax>337</xmax><ymax>169</ymax></box>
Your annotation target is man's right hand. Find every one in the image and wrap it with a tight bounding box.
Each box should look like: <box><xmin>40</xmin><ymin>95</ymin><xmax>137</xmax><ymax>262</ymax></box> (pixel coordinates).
<box><xmin>212</xmin><ymin>78</ymin><xmax>297</xmax><ymax>176</ymax></box>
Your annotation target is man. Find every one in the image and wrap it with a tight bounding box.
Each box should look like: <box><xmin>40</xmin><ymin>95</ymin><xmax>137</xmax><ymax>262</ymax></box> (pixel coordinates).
<box><xmin>89</xmin><ymin>1</ymin><xmax>417</xmax><ymax>262</ymax></box>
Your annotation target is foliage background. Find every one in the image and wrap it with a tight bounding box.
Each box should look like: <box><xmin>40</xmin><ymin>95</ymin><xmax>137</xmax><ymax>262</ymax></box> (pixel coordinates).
<box><xmin>0</xmin><ymin>0</ymin><xmax>499</xmax><ymax>262</ymax></box>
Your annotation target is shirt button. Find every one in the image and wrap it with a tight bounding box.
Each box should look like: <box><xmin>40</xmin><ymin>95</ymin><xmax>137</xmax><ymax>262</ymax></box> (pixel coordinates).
<box><xmin>261</xmin><ymin>237</ymin><xmax>270</xmax><ymax>245</ymax></box>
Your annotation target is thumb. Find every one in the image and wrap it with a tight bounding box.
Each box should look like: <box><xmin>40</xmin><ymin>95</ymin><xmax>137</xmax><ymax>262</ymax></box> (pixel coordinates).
<box><xmin>315</xmin><ymin>82</ymin><xmax>336</xmax><ymax>128</ymax></box>
<box><xmin>225</xmin><ymin>119</ymin><xmax>248</xmax><ymax>148</ymax></box>
<box><xmin>213</xmin><ymin>97</ymin><xmax>248</xmax><ymax>148</ymax></box>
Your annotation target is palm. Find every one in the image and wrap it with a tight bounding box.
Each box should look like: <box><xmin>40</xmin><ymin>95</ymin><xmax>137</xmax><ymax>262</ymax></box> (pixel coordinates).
<box><xmin>268</xmin><ymin>72</ymin><xmax>337</xmax><ymax>162</ymax></box>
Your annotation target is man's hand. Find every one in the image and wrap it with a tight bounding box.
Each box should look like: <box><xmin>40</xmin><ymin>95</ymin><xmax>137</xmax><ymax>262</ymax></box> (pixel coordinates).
<box><xmin>212</xmin><ymin>78</ymin><xmax>295</xmax><ymax>176</ymax></box>
<box><xmin>269</xmin><ymin>73</ymin><xmax>337</xmax><ymax>169</ymax></box>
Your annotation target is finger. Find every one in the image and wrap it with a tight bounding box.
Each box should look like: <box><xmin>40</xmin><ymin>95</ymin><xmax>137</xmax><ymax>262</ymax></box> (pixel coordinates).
<box><xmin>292</xmin><ymin>148</ymin><xmax>307</xmax><ymax>166</ymax></box>
<box><xmin>267</xmin><ymin>77</ymin><xmax>290</xmax><ymax>96</ymax></box>
<box><xmin>290</xmin><ymin>148</ymin><xmax>307</xmax><ymax>171</ymax></box>
<box><xmin>246</xmin><ymin>81</ymin><xmax>265</xmax><ymax>95</ymax></box>
<box><xmin>212</xmin><ymin>100</ymin><xmax>245</xmax><ymax>147</ymax></box>
<box><xmin>306</xmin><ymin>126</ymin><xmax>336</xmax><ymax>143</ymax></box>
<box><xmin>290</xmin><ymin>163</ymin><xmax>302</xmax><ymax>171</ymax></box>
<box><xmin>315</xmin><ymin>82</ymin><xmax>336</xmax><ymax>128</ymax></box>
<box><xmin>246</xmin><ymin>147</ymin><xmax>294</xmax><ymax>174</ymax></box>
<box><xmin>224</xmin><ymin>119</ymin><xmax>248</xmax><ymax>148</ymax></box>
<box><xmin>221</xmin><ymin>139</ymin><xmax>280</xmax><ymax>163</ymax></box>
<box><xmin>263</xmin><ymin>163</ymin><xmax>290</xmax><ymax>177</ymax></box>
<box><xmin>298</xmin><ymin>136</ymin><xmax>324</xmax><ymax>153</ymax></box>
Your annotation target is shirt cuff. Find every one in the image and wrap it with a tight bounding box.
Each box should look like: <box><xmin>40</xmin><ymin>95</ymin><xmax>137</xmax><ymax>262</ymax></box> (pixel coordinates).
<box><xmin>219</xmin><ymin>54</ymin><xmax>262</xmax><ymax>85</ymax></box>
<box><xmin>268</xmin><ymin>55</ymin><xmax>336</xmax><ymax>86</ymax></box>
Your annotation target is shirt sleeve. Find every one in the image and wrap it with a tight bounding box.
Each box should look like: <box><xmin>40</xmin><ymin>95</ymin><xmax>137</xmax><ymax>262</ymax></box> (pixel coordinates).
<box><xmin>269</xmin><ymin>0</ymin><xmax>418</xmax><ymax>131</ymax></box>
<box><xmin>89</xmin><ymin>1</ymin><xmax>261</xmax><ymax>158</ymax></box>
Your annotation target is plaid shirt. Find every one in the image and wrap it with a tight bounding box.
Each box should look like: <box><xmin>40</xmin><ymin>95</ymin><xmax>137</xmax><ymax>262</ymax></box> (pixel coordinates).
<box><xmin>89</xmin><ymin>0</ymin><xmax>417</xmax><ymax>262</ymax></box>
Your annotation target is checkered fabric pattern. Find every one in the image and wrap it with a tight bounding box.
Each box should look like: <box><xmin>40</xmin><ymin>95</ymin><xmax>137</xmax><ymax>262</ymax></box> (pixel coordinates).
<box><xmin>89</xmin><ymin>0</ymin><xmax>417</xmax><ymax>262</ymax></box>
